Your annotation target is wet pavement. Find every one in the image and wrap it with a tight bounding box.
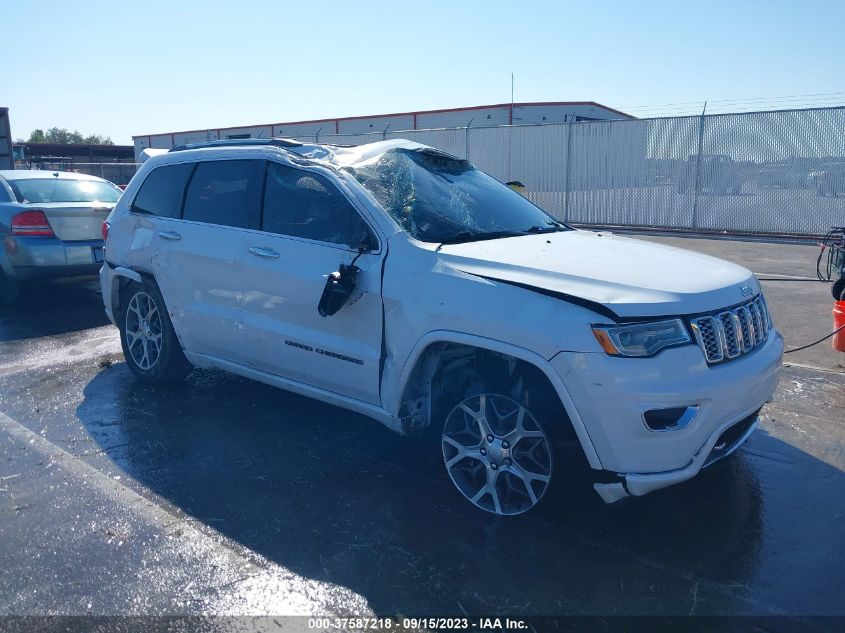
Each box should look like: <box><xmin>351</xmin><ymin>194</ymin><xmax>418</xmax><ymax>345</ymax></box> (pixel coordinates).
<box><xmin>0</xmin><ymin>236</ymin><xmax>843</xmax><ymax>623</ymax></box>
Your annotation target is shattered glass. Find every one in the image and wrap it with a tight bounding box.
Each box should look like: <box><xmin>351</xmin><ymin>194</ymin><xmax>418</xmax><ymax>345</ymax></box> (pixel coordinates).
<box><xmin>343</xmin><ymin>148</ymin><xmax>568</xmax><ymax>243</ymax></box>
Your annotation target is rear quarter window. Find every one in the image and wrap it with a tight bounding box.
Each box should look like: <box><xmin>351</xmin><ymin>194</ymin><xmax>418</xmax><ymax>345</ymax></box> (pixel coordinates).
<box><xmin>131</xmin><ymin>163</ymin><xmax>195</xmax><ymax>218</ymax></box>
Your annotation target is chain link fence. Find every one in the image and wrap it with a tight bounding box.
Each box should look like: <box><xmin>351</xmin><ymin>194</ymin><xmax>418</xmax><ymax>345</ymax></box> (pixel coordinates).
<box><xmin>308</xmin><ymin>106</ymin><xmax>845</xmax><ymax>236</ymax></box>
<box><xmin>73</xmin><ymin>106</ymin><xmax>845</xmax><ymax>236</ymax></box>
<box><xmin>26</xmin><ymin>161</ymin><xmax>140</xmax><ymax>186</ymax></box>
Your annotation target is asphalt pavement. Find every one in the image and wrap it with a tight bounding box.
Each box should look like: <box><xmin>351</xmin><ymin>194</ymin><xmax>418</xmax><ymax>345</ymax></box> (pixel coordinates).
<box><xmin>0</xmin><ymin>236</ymin><xmax>843</xmax><ymax>627</ymax></box>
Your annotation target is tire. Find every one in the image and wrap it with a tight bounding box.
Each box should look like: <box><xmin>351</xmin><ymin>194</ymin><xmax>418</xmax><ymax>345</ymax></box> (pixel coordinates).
<box><xmin>440</xmin><ymin>392</ymin><xmax>554</xmax><ymax>516</ymax></box>
<box><xmin>118</xmin><ymin>277</ymin><xmax>192</xmax><ymax>383</ymax></box>
<box><xmin>0</xmin><ymin>271</ymin><xmax>19</xmax><ymax>306</ymax></box>
<box><xmin>833</xmin><ymin>278</ymin><xmax>845</xmax><ymax>302</ymax></box>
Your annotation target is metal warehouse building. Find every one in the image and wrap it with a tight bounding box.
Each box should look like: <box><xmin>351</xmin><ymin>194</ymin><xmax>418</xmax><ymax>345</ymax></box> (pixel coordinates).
<box><xmin>133</xmin><ymin>101</ymin><xmax>631</xmax><ymax>159</ymax></box>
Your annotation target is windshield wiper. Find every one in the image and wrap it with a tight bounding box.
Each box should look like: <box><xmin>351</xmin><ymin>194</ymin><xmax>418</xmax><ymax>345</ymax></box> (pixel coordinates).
<box><xmin>436</xmin><ymin>220</ymin><xmax>569</xmax><ymax>247</ymax></box>
<box><xmin>524</xmin><ymin>221</ymin><xmax>568</xmax><ymax>234</ymax></box>
<box><xmin>437</xmin><ymin>229</ymin><xmax>529</xmax><ymax>246</ymax></box>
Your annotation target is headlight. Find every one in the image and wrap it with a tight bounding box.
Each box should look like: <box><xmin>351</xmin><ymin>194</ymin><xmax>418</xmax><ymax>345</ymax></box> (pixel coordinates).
<box><xmin>591</xmin><ymin>319</ymin><xmax>691</xmax><ymax>357</ymax></box>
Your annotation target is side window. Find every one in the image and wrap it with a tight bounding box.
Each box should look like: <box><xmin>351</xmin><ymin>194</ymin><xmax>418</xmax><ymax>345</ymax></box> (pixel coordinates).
<box><xmin>131</xmin><ymin>163</ymin><xmax>194</xmax><ymax>218</ymax></box>
<box><xmin>262</xmin><ymin>162</ymin><xmax>376</xmax><ymax>248</ymax></box>
<box><xmin>182</xmin><ymin>160</ymin><xmax>258</xmax><ymax>229</ymax></box>
<box><xmin>0</xmin><ymin>183</ymin><xmax>11</xmax><ymax>202</ymax></box>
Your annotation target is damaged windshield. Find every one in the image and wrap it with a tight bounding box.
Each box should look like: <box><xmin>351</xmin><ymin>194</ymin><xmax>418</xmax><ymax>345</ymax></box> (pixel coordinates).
<box><xmin>344</xmin><ymin>148</ymin><xmax>570</xmax><ymax>244</ymax></box>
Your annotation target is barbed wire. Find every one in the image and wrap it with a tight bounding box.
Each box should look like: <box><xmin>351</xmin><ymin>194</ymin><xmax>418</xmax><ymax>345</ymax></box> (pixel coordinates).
<box><xmin>617</xmin><ymin>91</ymin><xmax>845</xmax><ymax>117</ymax></box>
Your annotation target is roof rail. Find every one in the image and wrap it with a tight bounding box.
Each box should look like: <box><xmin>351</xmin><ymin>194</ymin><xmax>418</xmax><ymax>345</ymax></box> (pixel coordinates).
<box><xmin>168</xmin><ymin>138</ymin><xmax>305</xmax><ymax>153</ymax></box>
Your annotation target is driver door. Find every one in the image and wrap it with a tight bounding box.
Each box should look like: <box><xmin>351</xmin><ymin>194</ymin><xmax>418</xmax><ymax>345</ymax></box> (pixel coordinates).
<box><xmin>239</xmin><ymin>161</ymin><xmax>384</xmax><ymax>405</ymax></box>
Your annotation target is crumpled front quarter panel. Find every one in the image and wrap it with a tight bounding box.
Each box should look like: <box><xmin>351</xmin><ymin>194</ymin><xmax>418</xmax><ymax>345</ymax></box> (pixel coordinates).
<box><xmin>380</xmin><ymin>235</ymin><xmax>603</xmax><ymax>411</ymax></box>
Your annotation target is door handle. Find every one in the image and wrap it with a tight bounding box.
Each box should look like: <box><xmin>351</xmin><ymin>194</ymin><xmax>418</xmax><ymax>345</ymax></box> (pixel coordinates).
<box><xmin>249</xmin><ymin>246</ymin><xmax>280</xmax><ymax>259</ymax></box>
<box><xmin>159</xmin><ymin>231</ymin><xmax>182</xmax><ymax>241</ymax></box>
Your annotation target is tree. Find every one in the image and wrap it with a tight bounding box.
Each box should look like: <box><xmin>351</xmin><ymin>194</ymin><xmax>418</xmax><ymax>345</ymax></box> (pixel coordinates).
<box><xmin>26</xmin><ymin>127</ymin><xmax>113</xmax><ymax>145</ymax></box>
<box><xmin>81</xmin><ymin>133</ymin><xmax>113</xmax><ymax>145</ymax></box>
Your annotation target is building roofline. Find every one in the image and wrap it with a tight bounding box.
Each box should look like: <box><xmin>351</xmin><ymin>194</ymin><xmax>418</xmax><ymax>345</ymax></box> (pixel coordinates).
<box><xmin>14</xmin><ymin>142</ymin><xmax>133</xmax><ymax>150</ymax></box>
<box><xmin>132</xmin><ymin>101</ymin><xmax>633</xmax><ymax>139</ymax></box>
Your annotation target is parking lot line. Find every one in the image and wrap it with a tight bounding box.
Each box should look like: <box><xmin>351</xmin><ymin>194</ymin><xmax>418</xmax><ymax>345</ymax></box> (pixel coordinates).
<box><xmin>0</xmin><ymin>409</ymin><xmax>365</xmax><ymax>617</ymax></box>
<box><xmin>0</xmin><ymin>408</ymin><xmax>241</xmax><ymax>552</ymax></box>
<box><xmin>753</xmin><ymin>272</ymin><xmax>823</xmax><ymax>280</ymax></box>
<box><xmin>783</xmin><ymin>361</ymin><xmax>845</xmax><ymax>375</ymax></box>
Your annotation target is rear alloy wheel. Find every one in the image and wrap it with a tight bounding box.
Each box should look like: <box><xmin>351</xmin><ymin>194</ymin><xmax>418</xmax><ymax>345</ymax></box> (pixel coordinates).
<box><xmin>119</xmin><ymin>279</ymin><xmax>191</xmax><ymax>383</ymax></box>
<box><xmin>442</xmin><ymin>394</ymin><xmax>553</xmax><ymax>516</ymax></box>
<box><xmin>125</xmin><ymin>291</ymin><xmax>163</xmax><ymax>371</ymax></box>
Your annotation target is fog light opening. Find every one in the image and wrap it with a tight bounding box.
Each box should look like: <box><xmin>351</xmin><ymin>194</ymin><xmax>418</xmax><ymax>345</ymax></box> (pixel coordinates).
<box><xmin>643</xmin><ymin>405</ymin><xmax>699</xmax><ymax>432</ymax></box>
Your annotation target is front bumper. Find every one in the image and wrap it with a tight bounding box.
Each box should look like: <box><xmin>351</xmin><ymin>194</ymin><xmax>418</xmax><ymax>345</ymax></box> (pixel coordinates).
<box><xmin>550</xmin><ymin>329</ymin><xmax>782</xmax><ymax>502</ymax></box>
<box><xmin>593</xmin><ymin>409</ymin><xmax>759</xmax><ymax>503</ymax></box>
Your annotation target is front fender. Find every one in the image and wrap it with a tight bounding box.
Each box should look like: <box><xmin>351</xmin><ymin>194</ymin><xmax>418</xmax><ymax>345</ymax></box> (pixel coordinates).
<box><xmin>385</xmin><ymin>329</ymin><xmax>603</xmax><ymax>470</ymax></box>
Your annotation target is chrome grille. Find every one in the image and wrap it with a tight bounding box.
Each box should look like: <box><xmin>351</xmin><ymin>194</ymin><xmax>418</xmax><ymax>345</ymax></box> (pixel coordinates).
<box><xmin>691</xmin><ymin>296</ymin><xmax>771</xmax><ymax>365</ymax></box>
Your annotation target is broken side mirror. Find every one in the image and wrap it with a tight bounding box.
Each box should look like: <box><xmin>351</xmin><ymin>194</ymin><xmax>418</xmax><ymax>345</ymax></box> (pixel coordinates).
<box><xmin>318</xmin><ymin>262</ymin><xmax>360</xmax><ymax>317</ymax></box>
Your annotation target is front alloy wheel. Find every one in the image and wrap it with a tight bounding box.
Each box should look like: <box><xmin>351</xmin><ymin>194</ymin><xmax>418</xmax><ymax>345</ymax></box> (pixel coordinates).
<box><xmin>442</xmin><ymin>394</ymin><xmax>553</xmax><ymax>516</ymax></box>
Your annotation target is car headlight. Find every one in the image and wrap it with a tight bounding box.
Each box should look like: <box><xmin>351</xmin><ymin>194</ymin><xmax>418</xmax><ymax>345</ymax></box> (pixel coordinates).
<box><xmin>591</xmin><ymin>319</ymin><xmax>691</xmax><ymax>357</ymax></box>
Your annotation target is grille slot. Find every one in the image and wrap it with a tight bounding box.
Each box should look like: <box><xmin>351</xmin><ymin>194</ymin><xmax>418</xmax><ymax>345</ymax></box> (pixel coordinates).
<box><xmin>691</xmin><ymin>296</ymin><xmax>771</xmax><ymax>365</ymax></box>
<box><xmin>737</xmin><ymin>306</ymin><xmax>754</xmax><ymax>351</ymax></box>
<box><xmin>756</xmin><ymin>296</ymin><xmax>769</xmax><ymax>337</ymax></box>
<box><xmin>747</xmin><ymin>301</ymin><xmax>763</xmax><ymax>342</ymax></box>
<box><xmin>719</xmin><ymin>311</ymin><xmax>741</xmax><ymax>358</ymax></box>
<box><xmin>693</xmin><ymin>316</ymin><xmax>723</xmax><ymax>363</ymax></box>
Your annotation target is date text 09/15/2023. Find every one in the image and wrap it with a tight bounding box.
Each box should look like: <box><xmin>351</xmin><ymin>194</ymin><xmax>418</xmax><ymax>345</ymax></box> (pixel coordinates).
<box><xmin>307</xmin><ymin>617</ymin><xmax>529</xmax><ymax>630</ymax></box>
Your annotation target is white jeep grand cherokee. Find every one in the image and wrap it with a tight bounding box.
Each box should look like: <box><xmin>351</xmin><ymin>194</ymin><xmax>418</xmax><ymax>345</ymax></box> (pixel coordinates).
<box><xmin>100</xmin><ymin>138</ymin><xmax>782</xmax><ymax>516</ymax></box>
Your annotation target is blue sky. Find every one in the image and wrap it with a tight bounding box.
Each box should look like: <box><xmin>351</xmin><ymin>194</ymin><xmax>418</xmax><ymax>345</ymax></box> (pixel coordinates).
<box><xmin>5</xmin><ymin>0</ymin><xmax>844</xmax><ymax>144</ymax></box>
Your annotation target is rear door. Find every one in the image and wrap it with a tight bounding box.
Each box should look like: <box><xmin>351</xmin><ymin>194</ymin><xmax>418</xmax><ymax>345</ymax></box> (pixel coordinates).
<box><xmin>239</xmin><ymin>161</ymin><xmax>384</xmax><ymax>404</ymax></box>
<box><xmin>132</xmin><ymin>159</ymin><xmax>261</xmax><ymax>364</ymax></box>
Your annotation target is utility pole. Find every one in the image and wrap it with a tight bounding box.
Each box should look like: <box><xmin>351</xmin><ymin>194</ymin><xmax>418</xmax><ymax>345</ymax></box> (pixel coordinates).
<box><xmin>510</xmin><ymin>73</ymin><xmax>515</xmax><ymax>124</ymax></box>
<box><xmin>507</xmin><ymin>73</ymin><xmax>515</xmax><ymax>180</ymax></box>
<box><xmin>691</xmin><ymin>101</ymin><xmax>707</xmax><ymax>229</ymax></box>
<box><xmin>465</xmin><ymin>117</ymin><xmax>474</xmax><ymax>160</ymax></box>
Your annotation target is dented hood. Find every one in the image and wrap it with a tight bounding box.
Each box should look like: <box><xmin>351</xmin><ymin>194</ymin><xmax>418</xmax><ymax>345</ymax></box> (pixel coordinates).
<box><xmin>437</xmin><ymin>230</ymin><xmax>759</xmax><ymax>319</ymax></box>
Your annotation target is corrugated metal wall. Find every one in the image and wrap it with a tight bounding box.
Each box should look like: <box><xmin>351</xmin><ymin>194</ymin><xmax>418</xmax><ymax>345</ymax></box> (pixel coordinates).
<box><xmin>133</xmin><ymin>103</ymin><xmax>627</xmax><ymax>156</ymax></box>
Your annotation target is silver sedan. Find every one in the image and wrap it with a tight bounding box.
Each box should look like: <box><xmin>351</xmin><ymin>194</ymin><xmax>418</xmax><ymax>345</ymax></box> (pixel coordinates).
<box><xmin>0</xmin><ymin>169</ymin><xmax>122</xmax><ymax>304</ymax></box>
